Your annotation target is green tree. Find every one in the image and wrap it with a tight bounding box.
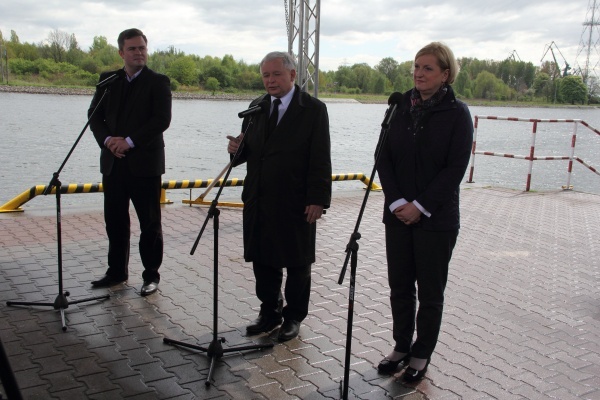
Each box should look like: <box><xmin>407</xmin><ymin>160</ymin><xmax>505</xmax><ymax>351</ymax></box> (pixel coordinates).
<box><xmin>532</xmin><ymin>72</ymin><xmax>553</xmax><ymax>100</ymax></box>
<box><xmin>351</xmin><ymin>63</ymin><xmax>372</xmax><ymax>92</ymax></box>
<box><xmin>454</xmin><ymin>70</ymin><xmax>471</xmax><ymax>96</ymax></box>
<box><xmin>10</xmin><ymin>30</ymin><xmax>19</xmax><ymax>43</ymax></box>
<box><xmin>205</xmin><ymin>77</ymin><xmax>220</xmax><ymax>94</ymax></box>
<box><xmin>89</xmin><ymin>35</ymin><xmax>121</xmax><ymax>69</ymax></box>
<box><xmin>559</xmin><ymin>75</ymin><xmax>588</xmax><ymax>104</ymax></box>
<box><xmin>372</xmin><ymin>74</ymin><xmax>386</xmax><ymax>94</ymax></box>
<box><xmin>334</xmin><ymin>65</ymin><xmax>358</xmax><ymax>90</ymax></box>
<box><xmin>168</xmin><ymin>56</ymin><xmax>197</xmax><ymax>86</ymax></box>
<box><xmin>474</xmin><ymin>70</ymin><xmax>512</xmax><ymax>100</ymax></box>
<box><xmin>47</xmin><ymin>29</ymin><xmax>72</xmax><ymax>63</ymax></box>
<box><xmin>375</xmin><ymin>57</ymin><xmax>399</xmax><ymax>84</ymax></box>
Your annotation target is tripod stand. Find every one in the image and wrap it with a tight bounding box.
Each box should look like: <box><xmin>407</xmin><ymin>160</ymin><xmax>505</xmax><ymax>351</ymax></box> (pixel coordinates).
<box><xmin>337</xmin><ymin>93</ymin><xmax>401</xmax><ymax>399</ymax></box>
<box><xmin>6</xmin><ymin>87</ymin><xmax>114</xmax><ymax>331</ymax></box>
<box><xmin>164</xmin><ymin>106</ymin><xmax>273</xmax><ymax>387</ymax></box>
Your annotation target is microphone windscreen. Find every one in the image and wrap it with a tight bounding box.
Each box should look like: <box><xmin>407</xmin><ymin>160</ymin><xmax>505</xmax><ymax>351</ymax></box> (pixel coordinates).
<box><xmin>388</xmin><ymin>92</ymin><xmax>403</xmax><ymax>105</ymax></box>
<box><xmin>259</xmin><ymin>99</ymin><xmax>270</xmax><ymax>112</ymax></box>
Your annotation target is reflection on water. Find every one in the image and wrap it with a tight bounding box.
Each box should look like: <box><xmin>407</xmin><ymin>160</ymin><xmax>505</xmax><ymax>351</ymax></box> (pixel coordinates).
<box><xmin>1</xmin><ymin>92</ymin><xmax>599</xmax><ymax>210</ymax></box>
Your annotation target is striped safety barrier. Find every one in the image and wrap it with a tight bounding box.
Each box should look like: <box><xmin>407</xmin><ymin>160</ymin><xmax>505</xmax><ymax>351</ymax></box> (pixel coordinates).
<box><xmin>0</xmin><ymin>173</ymin><xmax>381</xmax><ymax>213</ymax></box>
<box><xmin>468</xmin><ymin>116</ymin><xmax>600</xmax><ymax>192</ymax></box>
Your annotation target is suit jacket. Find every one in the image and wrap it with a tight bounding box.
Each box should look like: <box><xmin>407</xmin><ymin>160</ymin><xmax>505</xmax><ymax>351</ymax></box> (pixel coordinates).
<box><xmin>233</xmin><ymin>85</ymin><xmax>332</xmax><ymax>266</ymax></box>
<box><xmin>376</xmin><ymin>86</ymin><xmax>473</xmax><ymax>231</ymax></box>
<box><xmin>88</xmin><ymin>66</ymin><xmax>172</xmax><ymax>177</ymax></box>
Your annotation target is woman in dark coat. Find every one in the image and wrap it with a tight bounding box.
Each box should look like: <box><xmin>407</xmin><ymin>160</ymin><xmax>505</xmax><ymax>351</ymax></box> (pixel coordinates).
<box><xmin>375</xmin><ymin>42</ymin><xmax>473</xmax><ymax>382</ymax></box>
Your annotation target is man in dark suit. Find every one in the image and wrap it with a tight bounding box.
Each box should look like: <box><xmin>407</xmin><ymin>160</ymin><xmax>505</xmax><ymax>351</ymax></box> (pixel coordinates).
<box><xmin>227</xmin><ymin>51</ymin><xmax>331</xmax><ymax>342</ymax></box>
<box><xmin>88</xmin><ymin>28</ymin><xmax>172</xmax><ymax>296</ymax></box>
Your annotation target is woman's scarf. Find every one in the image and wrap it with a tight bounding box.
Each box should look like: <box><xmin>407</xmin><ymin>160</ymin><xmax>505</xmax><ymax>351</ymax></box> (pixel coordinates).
<box><xmin>409</xmin><ymin>84</ymin><xmax>448</xmax><ymax>129</ymax></box>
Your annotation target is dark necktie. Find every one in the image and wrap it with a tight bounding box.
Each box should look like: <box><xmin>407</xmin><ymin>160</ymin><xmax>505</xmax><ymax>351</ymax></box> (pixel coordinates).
<box><xmin>267</xmin><ymin>98</ymin><xmax>281</xmax><ymax>138</ymax></box>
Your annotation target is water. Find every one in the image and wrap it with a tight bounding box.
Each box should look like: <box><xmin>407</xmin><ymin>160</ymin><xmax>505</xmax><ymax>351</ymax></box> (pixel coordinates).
<box><xmin>1</xmin><ymin>92</ymin><xmax>599</xmax><ymax>210</ymax></box>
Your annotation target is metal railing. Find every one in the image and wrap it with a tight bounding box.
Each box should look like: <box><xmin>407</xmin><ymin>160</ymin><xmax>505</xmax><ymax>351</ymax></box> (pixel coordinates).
<box><xmin>0</xmin><ymin>173</ymin><xmax>381</xmax><ymax>213</ymax></box>
<box><xmin>467</xmin><ymin>116</ymin><xmax>600</xmax><ymax>192</ymax></box>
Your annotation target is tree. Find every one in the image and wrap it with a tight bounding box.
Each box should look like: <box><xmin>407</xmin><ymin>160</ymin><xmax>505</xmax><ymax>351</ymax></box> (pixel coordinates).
<box><xmin>168</xmin><ymin>56</ymin><xmax>197</xmax><ymax>86</ymax></box>
<box><xmin>372</xmin><ymin>74</ymin><xmax>386</xmax><ymax>94</ymax></box>
<box><xmin>559</xmin><ymin>75</ymin><xmax>588</xmax><ymax>104</ymax></box>
<box><xmin>586</xmin><ymin>75</ymin><xmax>600</xmax><ymax>103</ymax></box>
<box><xmin>205</xmin><ymin>77</ymin><xmax>220</xmax><ymax>94</ymax></box>
<box><xmin>10</xmin><ymin>30</ymin><xmax>19</xmax><ymax>43</ymax></box>
<box><xmin>454</xmin><ymin>70</ymin><xmax>471</xmax><ymax>97</ymax></box>
<box><xmin>334</xmin><ymin>65</ymin><xmax>357</xmax><ymax>90</ymax></box>
<box><xmin>47</xmin><ymin>29</ymin><xmax>72</xmax><ymax>63</ymax></box>
<box><xmin>351</xmin><ymin>63</ymin><xmax>372</xmax><ymax>92</ymax></box>
<box><xmin>89</xmin><ymin>36</ymin><xmax>120</xmax><ymax>69</ymax></box>
<box><xmin>375</xmin><ymin>57</ymin><xmax>399</xmax><ymax>83</ymax></box>
<box><xmin>532</xmin><ymin>72</ymin><xmax>552</xmax><ymax>100</ymax></box>
<box><xmin>393</xmin><ymin>74</ymin><xmax>412</xmax><ymax>93</ymax></box>
<box><xmin>474</xmin><ymin>70</ymin><xmax>512</xmax><ymax>100</ymax></box>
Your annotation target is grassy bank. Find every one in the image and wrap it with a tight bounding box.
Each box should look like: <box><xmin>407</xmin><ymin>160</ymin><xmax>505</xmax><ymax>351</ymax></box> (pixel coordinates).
<box><xmin>1</xmin><ymin>82</ymin><xmax>597</xmax><ymax>108</ymax></box>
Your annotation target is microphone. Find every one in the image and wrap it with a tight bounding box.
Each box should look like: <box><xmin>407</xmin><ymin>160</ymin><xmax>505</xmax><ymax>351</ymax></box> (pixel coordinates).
<box><xmin>96</xmin><ymin>70</ymin><xmax>124</xmax><ymax>89</ymax></box>
<box><xmin>382</xmin><ymin>92</ymin><xmax>403</xmax><ymax>129</ymax></box>
<box><xmin>238</xmin><ymin>100</ymin><xmax>269</xmax><ymax>118</ymax></box>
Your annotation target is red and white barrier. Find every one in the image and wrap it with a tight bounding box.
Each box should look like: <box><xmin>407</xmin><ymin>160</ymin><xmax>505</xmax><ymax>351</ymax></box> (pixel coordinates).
<box><xmin>468</xmin><ymin>116</ymin><xmax>600</xmax><ymax>191</ymax></box>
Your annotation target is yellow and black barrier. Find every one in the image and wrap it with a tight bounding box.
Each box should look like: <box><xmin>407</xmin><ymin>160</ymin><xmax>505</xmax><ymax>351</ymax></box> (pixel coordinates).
<box><xmin>0</xmin><ymin>173</ymin><xmax>380</xmax><ymax>213</ymax></box>
<box><xmin>0</xmin><ymin>183</ymin><xmax>104</xmax><ymax>213</ymax></box>
<box><xmin>182</xmin><ymin>173</ymin><xmax>381</xmax><ymax>208</ymax></box>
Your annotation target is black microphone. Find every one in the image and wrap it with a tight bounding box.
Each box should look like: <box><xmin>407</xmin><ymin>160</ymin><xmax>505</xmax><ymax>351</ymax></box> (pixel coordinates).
<box><xmin>238</xmin><ymin>100</ymin><xmax>269</xmax><ymax>118</ymax></box>
<box><xmin>96</xmin><ymin>70</ymin><xmax>124</xmax><ymax>89</ymax></box>
<box><xmin>382</xmin><ymin>92</ymin><xmax>403</xmax><ymax>129</ymax></box>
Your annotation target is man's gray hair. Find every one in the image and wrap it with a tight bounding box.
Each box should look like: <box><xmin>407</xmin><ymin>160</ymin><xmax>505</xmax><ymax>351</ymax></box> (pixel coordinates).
<box><xmin>260</xmin><ymin>51</ymin><xmax>297</xmax><ymax>71</ymax></box>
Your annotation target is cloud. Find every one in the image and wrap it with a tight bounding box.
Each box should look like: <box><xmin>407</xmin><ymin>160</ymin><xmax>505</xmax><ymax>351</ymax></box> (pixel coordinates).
<box><xmin>0</xmin><ymin>0</ymin><xmax>596</xmax><ymax>72</ymax></box>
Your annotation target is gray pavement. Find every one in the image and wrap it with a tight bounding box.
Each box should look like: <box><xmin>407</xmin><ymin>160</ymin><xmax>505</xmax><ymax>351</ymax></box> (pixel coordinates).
<box><xmin>0</xmin><ymin>185</ymin><xmax>599</xmax><ymax>399</ymax></box>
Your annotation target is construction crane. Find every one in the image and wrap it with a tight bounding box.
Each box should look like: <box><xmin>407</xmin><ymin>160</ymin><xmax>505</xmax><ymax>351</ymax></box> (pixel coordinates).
<box><xmin>541</xmin><ymin>41</ymin><xmax>572</xmax><ymax>78</ymax></box>
<box><xmin>507</xmin><ymin>50</ymin><xmax>522</xmax><ymax>62</ymax></box>
<box><xmin>540</xmin><ymin>41</ymin><xmax>574</xmax><ymax>103</ymax></box>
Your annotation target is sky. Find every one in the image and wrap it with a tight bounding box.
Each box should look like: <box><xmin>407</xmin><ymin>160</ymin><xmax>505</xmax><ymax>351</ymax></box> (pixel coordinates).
<box><xmin>0</xmin><ymin>0</ymin><xmax>598</xmax><ymax>74</ymax></box>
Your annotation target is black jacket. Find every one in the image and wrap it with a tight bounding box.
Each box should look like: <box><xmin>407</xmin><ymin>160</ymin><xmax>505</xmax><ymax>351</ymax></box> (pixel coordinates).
<box><xmin>233</xmin><ymin>86</ymin><xmax>332</xmax><ymax>266</ymax></box>
<box><xmin>88</xmin><ymin>66</ymin><xmax>172</xmax><ymax>177</ymax></box>
<box><xmin>376</xmin><ymin>86</ymin><xmax>473</xmax><ymax>230</ymax></box>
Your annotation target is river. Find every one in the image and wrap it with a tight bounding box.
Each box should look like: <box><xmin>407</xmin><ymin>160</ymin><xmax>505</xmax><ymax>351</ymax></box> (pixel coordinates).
<box><xmin>1</xmin><ymin>92</ymin><xmax>599</xmax><ymax>210</ymax></box>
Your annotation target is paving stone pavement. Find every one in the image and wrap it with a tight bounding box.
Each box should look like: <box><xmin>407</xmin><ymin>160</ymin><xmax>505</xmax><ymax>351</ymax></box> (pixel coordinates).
<box><xmin>0</xmin><ymin>186</ymin><xmax>599</xmax><ymax>399</ymax></box>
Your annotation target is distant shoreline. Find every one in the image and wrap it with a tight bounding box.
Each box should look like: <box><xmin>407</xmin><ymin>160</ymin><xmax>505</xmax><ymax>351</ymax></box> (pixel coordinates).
<box><xmin>1</xmin><ymin>84</ymin><xmax>596</xmax><ymax>108</ymax></box>
<box><xmin>0</xmin><ymin>84</ymin><xmax>366</xmax><ymax>103</ymax></box>
<box><xmin>0</xmin><ymin>84</ymin><xmax>257</xmax><ymax>101</ymax></box>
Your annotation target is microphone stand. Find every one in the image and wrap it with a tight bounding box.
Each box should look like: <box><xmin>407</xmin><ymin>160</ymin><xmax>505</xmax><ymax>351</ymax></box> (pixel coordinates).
<box><xmin>163</xmin><ymin>114</ymin><xmax>273</xmax><ymax>387</ymax></box>
<box><xmin>6</xmin><ymin>87</ymin><xmax>112</xmax><ymax>331</ymax></box>
<box><xmin>337</xmin><ymin>102</ymin><xmax>398</xmax><ymax>400</ymax></box>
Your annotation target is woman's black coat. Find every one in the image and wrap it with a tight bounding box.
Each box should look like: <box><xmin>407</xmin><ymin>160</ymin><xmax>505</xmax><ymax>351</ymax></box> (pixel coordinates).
<box><xmin>376</xmin><ymin>86</ymin><xmax>473</xmax><ymax>231</ymax></box>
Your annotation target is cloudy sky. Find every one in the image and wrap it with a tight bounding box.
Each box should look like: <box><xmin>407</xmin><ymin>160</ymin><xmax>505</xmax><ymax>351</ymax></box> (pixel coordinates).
<box><xmin>0</xmin><ymin>0</ymin><xmax>597</xmax><ymax>73</ymax></box>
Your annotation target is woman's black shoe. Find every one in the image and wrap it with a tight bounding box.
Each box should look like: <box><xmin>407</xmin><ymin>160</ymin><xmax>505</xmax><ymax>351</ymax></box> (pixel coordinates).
<box><xmin>377</xmin><ymin>353</ymin><xmax>410</xmax><ymax>374</ymax></box>
<box><xmin>401</xmin><ymin>358</ymin><xmax>430</xmax><ymax>382</ymax></box>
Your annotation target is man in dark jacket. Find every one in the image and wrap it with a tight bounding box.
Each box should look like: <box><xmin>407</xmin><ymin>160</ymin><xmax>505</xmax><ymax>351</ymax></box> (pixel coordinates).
<box><xmin>88</xmin><ymin>28</ymin><xmax>172</xmax><ymax>296</ymax></box>
<box><xmin>227</xmin><ymin>51</ymin><xmax>331</xmax><ymax>342</ymax></box>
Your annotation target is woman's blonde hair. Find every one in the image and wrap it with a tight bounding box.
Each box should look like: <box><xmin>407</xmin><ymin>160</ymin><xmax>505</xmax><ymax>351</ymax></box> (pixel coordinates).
<box><xmin>415</xmin><ymin>42</ymin><xmax>459</xmax><ymax>84</ymax></box>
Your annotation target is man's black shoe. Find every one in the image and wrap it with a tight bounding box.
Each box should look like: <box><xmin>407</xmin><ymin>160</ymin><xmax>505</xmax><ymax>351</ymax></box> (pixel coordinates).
<box><xmin>246</xmin><ymin>315</ymin><xmax>283</xmax><ymax>334</ymax></box>
<box><xmin>141</xmin><ymin>281</ymin><xmax>159</xmax><ymax>296</ymax></box>
<box><xmin>277</xmin><ymin>319</ymin><xmax>300</xmax><ymax>342</ymax></box>
<box><xmin>91</xmin><ymin>275</ymin><xmax>127</xmax><ymax>288</ymax></box>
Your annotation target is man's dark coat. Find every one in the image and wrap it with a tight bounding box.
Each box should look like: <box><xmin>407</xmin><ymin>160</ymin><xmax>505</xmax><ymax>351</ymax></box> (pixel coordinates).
<box><xmin>234</xmin><ymin>85</ymin><xmax>332</xmax><ymax>267</ymax></box>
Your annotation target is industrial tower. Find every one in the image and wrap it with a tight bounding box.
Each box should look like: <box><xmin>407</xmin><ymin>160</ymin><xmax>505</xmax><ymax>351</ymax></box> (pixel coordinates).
<box><xmin>285</xmin><ymin>0</ymin><xmax>321</xmax><ymax>97</ymax></box>
<box><xmin>576</xmin><ymin>0</ymin><xmax>600</xmax><ymax>88</ymax></box>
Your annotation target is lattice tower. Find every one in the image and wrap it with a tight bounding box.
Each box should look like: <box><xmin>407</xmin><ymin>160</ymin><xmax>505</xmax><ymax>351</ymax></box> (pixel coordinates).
<box><xmin>575</xmin><ymin>0</ymin><xmax>600</xmax><ymax>87</ymax></box>
<box><xmin>284</xmin><ymin>0</ymin><xmax>321</xmax><ymax>97</ymax></box>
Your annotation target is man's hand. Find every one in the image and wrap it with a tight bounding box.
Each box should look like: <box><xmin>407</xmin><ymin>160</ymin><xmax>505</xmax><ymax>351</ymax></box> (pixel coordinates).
<box><xmin>305</xmin><ymin>205</ymin><xmax>324</xmax><ymax>224</ymax></box>
<box><xmin>226</xmin><ymin>133</ymin><xmax>244</xmax><ymax>154</ymax></box>
<box><xmin>106</xmin><ymin>137</ymin><xmax>131</xmax><ymax>158</ymax></box>
<box><xmin>393</xmin><ymin>202</ymin><xmax>422</xmax><ymax>225</ymax></box>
